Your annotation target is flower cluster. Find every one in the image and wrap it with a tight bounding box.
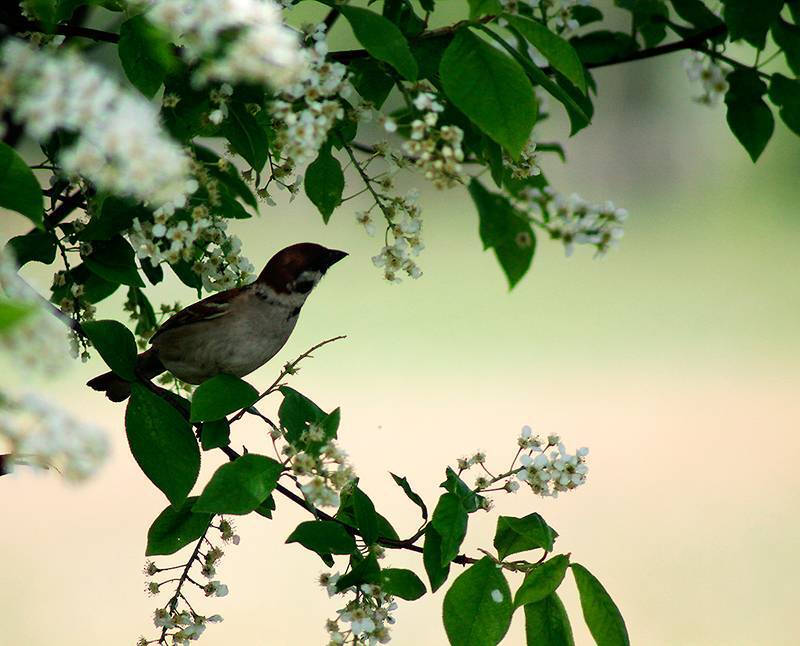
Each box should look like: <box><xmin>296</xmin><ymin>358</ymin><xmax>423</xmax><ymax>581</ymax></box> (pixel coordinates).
<box><xmin>142</xmin><ymin>519</ymin><xmax>239</xmax><ymax>645</ymax></box>
<box><xmin>517</xmin><ymin>187</ymin><xmax>627</xmax><ymax>257</ymax></box>
<box><xmin>270</xmin><ymin>24</ymin><xmax>350</xmax><ymax>171</ymax></box>
<box><xmin>369</xmin><ymin>189</ymin><xmax>425</xmax><ymax>282</ymax></box>
<box><xmin>0</xmin><ymin>40</ymin><xmax>196</xmax><ymax>210</ymax></box>
<box><xmin>283</xmin><ymin>423</ymin><xmax>356</xmax><ymax>508</ymax></box>
<box><xmin>683</xmin><ymin>52</ymin><xmax>730</xmax><ymax>106</ymax></box>
<box><xmin>402</xmin><ymin>92</ymin><xmax>466</xmax><ymax>189</ymax></box>
<box><xmin>144</xmin><ymin>0</ymin><xmax>306</xmax><ymax>89</ymax></box>
<box><xmin>505</xmin><ymin>132</ymin><xmax>542</xmax><ymax>180</ymax></box>
<box><xmin>0</xmin><ymin>249</ymin><xmax>72</xmax><ymax>371</ymax></box>
<box><xmin>322</xmin><ymin>579</ymin><xmax>397</xmax><ymax>645</ymax></box>
<box><xmin>0</xmin><ymin>392</ymin><xmax>109</xmax><ymax>482</ymax></box>
<box><xmin>500</xmin><ymin>0</ymin><xmax>592</xmax><ymax>35</ymax></box>
<box><xmin>127</xmin><ymin>155</ymin><xmax>255</xmax><ymax>292</ymax></box>
<box><xmin>515</xmin><ymin>428</ymin><xmax>589</xmax><ymax>497</ymax></box>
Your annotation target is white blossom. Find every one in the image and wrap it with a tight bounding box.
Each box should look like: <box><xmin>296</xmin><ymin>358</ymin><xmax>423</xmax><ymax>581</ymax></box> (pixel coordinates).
<box><xmin>0</xmin><ymin>41</ymin><xmax>196</xmax><ymax>209</ymax></box>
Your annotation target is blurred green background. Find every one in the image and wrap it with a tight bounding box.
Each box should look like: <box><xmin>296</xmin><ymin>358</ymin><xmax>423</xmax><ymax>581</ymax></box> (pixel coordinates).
<box><xmin>2</xmin><ymin>4</ymin><xmax>799</xmax><ymax>645</ymax></box>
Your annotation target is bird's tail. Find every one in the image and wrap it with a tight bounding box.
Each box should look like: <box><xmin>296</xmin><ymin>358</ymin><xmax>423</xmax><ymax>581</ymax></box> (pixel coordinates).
<box><xmin>86</xmin><ymin>349</ymin><xmax>165</xmax><ymax>402</ymax></box>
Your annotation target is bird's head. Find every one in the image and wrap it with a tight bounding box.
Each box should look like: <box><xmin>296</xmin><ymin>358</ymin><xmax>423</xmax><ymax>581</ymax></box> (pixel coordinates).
<box><xmin>257</xmin><ymin>243</ymin><xmax>348</xmax><ymax>295</ymax></box>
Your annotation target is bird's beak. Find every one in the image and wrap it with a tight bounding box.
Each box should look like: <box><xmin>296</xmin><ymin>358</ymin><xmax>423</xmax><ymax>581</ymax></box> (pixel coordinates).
<box><xmin>324</xmin><ymin>248</ymin><xmax>348</xmax><ymax>268</ymax></box>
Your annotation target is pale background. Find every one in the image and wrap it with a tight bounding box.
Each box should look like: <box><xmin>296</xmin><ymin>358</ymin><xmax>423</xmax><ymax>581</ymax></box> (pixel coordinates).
<box><xmin>2</xmin><ymin>3</ymin><xmax>800</xmax><ymax>645</ymax></box>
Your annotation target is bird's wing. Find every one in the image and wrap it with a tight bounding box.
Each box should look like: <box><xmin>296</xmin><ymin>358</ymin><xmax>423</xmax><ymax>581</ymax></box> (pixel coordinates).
<box><xmin>149</xmin><ymin>285</ymin><xmax>248</xmax><ymax>344</ymax></box>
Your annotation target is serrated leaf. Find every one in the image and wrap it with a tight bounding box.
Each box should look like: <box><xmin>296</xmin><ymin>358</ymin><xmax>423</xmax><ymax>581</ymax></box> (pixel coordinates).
<box><xmin>221</xmin><ymin>103</ymin><xmax>269</xmax><ymax>172</ymax></box>
<box><xmin>431</xmin><ymin>492</ymin><xmax>469</xmax><ymax>567</ymax></box>
<box><xmin>506</xmin><ymin>15</ymin><xmax>587</xmax><ymax>94</ymax></box>
<box><xmin>725</xmin><ymin>69</ymin><xmax>774</xmax><ymax>162</ymax></box>
<box><xmin>278</xmin><ymin>386</ymin><xmax>337</xmax><ymax>448</ymax></box>
<box><xmin>443</xmin><ymin>557</ymin><xmax>513</xmax><ymax>646</ymax></box>
<box><xmin>440</xmin><ymin>28</ymin><xmax>536</xmax><ymax>158</ymax></box>
<box><xmin>126</xmin><ymin>384</ymin><xmax>200</xmax><ymax>506</ymax></box>
<box><xmin>6</xmin><ymin>230</ymin><xmax>56</xmax><ymax>266</ymax></box>
<box><xmin>381</xmin><ymin>568</ymin><xmax>426</xmax><ymax>600</ymax></box>
<box><xmin>469</xmin><ymin>179</ymin><xmax>535</xmax><ymax>289</ymax></box>
<box><xmin>200</xmin><ymin>418</ymin><xmax>231</xmax><ymax>451</ymax></box>
<box><xmin>771</xmin><ymin>18</ymin><xmax>800</xmax><ymax>77</ymax></box>
<box><xmin>286</xmin><ymin>520</ymin><xmax>357</xmax><ymax>555</ymax></box>
<box><xmin>390</xmin><ymin>472</ymin><xmax>428</xmax><ymax>520</ymax></box>
<box><xmin>83</xmin><ymin>236</ymin><xmax>145</xmax><ymax>287</ymax></box>
<box><xmin>146</xmin><ymin>496</ymin><xmax>212</xmax><ymax>556</ymax></box>
<box><xmin>514</xmin><ymin>555</ymin><xmax>570</xmax><ymax>607</ymax></box>
<box><xmin>722</xmin><ymin>0</ymin><xmax>782</xmax><ymax>49</ymax></box>
<box><xmin>82</xmin><ymin>319</ymin><xmax>138</xmax><ymax>381</ymax></box>
<box><xmin>494</xmin><ymin>513</ymin><xmax>557</xmax><ymax>559</ymax></box>
<box><xmin>190</xmin><ymin>374</ymin><xmax>259</xmax><ymax>422</ymax></box>
<box><xmin>440</xmin><ymin>467</ymin><xmax>483</xmax><ymax>513</ymax></box>
<box><xmin>353</xmin><ymin>486</ymin><xmax>379</xmax><ymax>545</ymax></box>
<box><xmin>0</xmin><ymin>142</ymin><xmax>44</xmax><ymax>228</ymax></box>
<box><xmin>768</xmin><ymin>73</ymin><xmax>800</xmax><ymax>136</ymax></box>
<box><xmin>118</xmin><ymin>14</ymin><xmax>176</xmax><ymax>97</ymax></box>
<box><xmin>423</xmin><ymin>525</ymin><xmax>451</xmax><ymax>592</ymax></box>
<box><xmin>524</xmin><ymin>593</ymin><xmax>575</xmax><ymax>646</ymax></box>
<box><xmin>193</xmin><ymin>453</ymin><xmax>283</xmax><ymax>515</ymax></box>
<box><xmin>305</xmin><ymin>144</ymin><xmax>344</xmax><ymax>223</ymax></box>
<box><xmin>571</xmin><ymin>563</ymin><xmax>630</xmax><ymax>646</ymax></box>
<box><xmin>340</xmin><ymin>6</ymin><xmax>418</xmax><ymax>80</ymax></box>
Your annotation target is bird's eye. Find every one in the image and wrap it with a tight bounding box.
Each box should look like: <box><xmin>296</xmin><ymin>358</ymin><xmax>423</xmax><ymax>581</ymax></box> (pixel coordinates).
<box><xmin>293</xmin><ymin>279</ymin><xmax>315</xmax><ymax>294</ymax></box>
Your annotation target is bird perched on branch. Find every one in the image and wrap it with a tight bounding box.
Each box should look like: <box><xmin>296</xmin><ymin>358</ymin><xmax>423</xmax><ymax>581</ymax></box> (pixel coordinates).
<box><xmin>88</xmin><ymin>242</ymin><xmax>347</xmax><ymax>402</ymax></box>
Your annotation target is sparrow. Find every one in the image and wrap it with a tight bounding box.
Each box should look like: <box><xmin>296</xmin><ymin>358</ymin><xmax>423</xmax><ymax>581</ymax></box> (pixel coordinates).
<box><xmin>87</xmin><ymin>242</ymin><xmax>347</xmax><ymax>402</ymax></box>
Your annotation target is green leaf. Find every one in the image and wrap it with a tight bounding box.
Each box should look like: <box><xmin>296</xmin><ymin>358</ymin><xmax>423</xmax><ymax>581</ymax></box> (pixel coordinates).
<box><xmin>468</xmin><ymin>0</ymin><xmax>502</xmax><ymax>19</ymax></box>
<box><xmin>305</xmin><ymin>144</ymin><xmax>344</xmax><ymax>223</ymax></box>
<box><xmin>380</xmin><ymin>568</ymin><xmax>426</xmax><ymax>600</ymax></box>
<box><xmin>193</xmin><ymin>453</ymin><xmax>283</xmax><ymax>515</ymax></box>
<box><xmin>221</xmin><ymin>103</ymin><xmax>269</xmax><ymax>172</ymax></box>
<box><xmin>278</xmin><ymin>386</ymin><xmax>335</xmax><ymax>446</ymax></box>
<box><xmin>193</xmin><ymin>145</ymin><xmax>258</xmax><ymax>210</ymax></box>
<box><xmin>411</xmin><ymin>34</ymin><xmax>453</xmax><ymax>81</ymax></box>
<box><xmin>0</xmin><ymin>142</ymin><xmax>44</xmax><ymax>228</ymax></box>
<box><xmin>286</xmin><ymin>520</ymin><xmax>358</xmax><ymax>555</ymax></box>
<box><xmin>83</xmin><ymin>236</ymin><xmax>145</xmax><ymax>287</ymax></box>
<box><xmin>348</xmin><ymin>58</ymin><xmax>395</xmax><ymax>107</ymax></box>
<box><xmin>146</xmin><ymin>496</ymin><xmax>212</xmax><ymax>556</ymax></box>
<box><xmin>524</xmin><ymin>593</ymin><xmax>575</xmax><ymax>646</ymax></box>
<box><xmin>669</xmin><ymin>0</ymin><xmax>724</xmax><ymax>31</ymax></box>
<box><xmin>514</xmin><ymin>555</ymin><xmax>570</xmax><ymax>607</ymax></box>
<box><xmin>200</xmin><ymin>418</ymin><xmax>231</xmax><ymax>451</ymax></box>
<box><xmin>721</xmin><ymin>0</ymin><xmax>783</xmax><ymax>49</ymax></box>
<box><xmin>79</xmin><ymin>197</ymin><xmax>149</xmax><ymax>241</ymax></box>
<box><xmin>431</xmin><ymin>493</ymin><xmax>469</xmax><ymax>567</ymax></box>
<box><xmin>118</xmin><ymin>14</ymin><xmax>176</xmax><ymax>98</ymax></box>
<box><xmin>353</xmin><ymin>486</ymin><xmax>379</xmax><ymax>545</ymax></box>
<box><xmin>443</xmin><ymin>557</ymin><xmax>513</xmax><ymax>646</ymax></box>
<box><xmin>569</xmin><ymin>31</ymin><xmax>639</xmax><ymax>65</ymax></box>
<box><xmin>469</xmin><ymin>179</ymin><xmax>535</xmax><ymax>289</ymax></box>
<box><xmin>340</xmin><ymin>6</ymin><xmax>418</xmax><ymax>80</ymax></box>
<box><xmin>390</xmin><ymin>473</ymin><xmax>428</xmax><ymax>520</ymax></box>
<box><xmin>82</xmin><ymin>319</ymin><xmax>138</xmax><ymax>381</ymax></box>
<box><xmin>725</xmin><ymin>69</ymin><xmax>774</xmax><ymax>162</ymax></box>
<box><xmin>336</xmin><ymin>552</ymin><xmax>381</xmax><ymax>591</ymax></box>
<box><xmin>440</xmin><ymin>467</ymin><xmax>483</xmax><ymax>513</ymax></box>
<box><xmin>571</xmin><ymin>563</ymin><xmax>630</xmax><ymax>646</ymax></box>
<box><xmin>618</xmin><ymin>0</ymin><xmax>669</xmax><ymax>47</ymax></box>
<box><xmin>6</xmin><ymin>230</ymin><xmax>56</xmax><ymax>266</ymax></box>
<box><xmin>494</xmin><ymin>513</ymin><xmax>557</xmax><ymax>560</ymax></box>
<box><xmin>423</xmin><ymin>525</ymin><xmax>451</xmax><ymax>592</ymax></box>
<box><xmin>0</xmin><ymin>299</ymin><xmax>36</xmax><ymax>332</ymax></box>
<box><xmin>126</xmin><ymin>384</ymin><xmax>200</xmax><ymax>506</ymax></box>
<box><xmin>506</xmin><ymin>16</ymin><xmax>587</xmax><ymax>94</ymax></box>
<box><xmin>571</xmin><ymin>5</ymin><xmax>604</xmax><ymax>25</ymax></box>
<box><xmin>190</xmin><ymin>374</ymin><xmax>259</xmax><ymax>422</ymax></box>
<box><xmin>50</xmin><ymin>263</ymin><xmax>119</xmax><ymax>304</ymax></box>
<box><xmin>771</xmin><ymin>19</ymin><xmax>800</xmax><ymax>77</ymax></box>
<box><xmin>440</xmin><ymin>28</ymin><xmax>536</xmax><ymax>158</ymax></box>
<box><xmin>768</xmin><ymin>73</ymin><xmax>800</xmax><ymax>136</ymax></box>
<box><xmin>255</xmin><ymin>493</ymin><xmax>276</xmax><ymax>519</ymax></box>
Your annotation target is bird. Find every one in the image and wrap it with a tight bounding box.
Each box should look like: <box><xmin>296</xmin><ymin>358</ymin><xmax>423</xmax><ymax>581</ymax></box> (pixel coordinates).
<box><xmin>87</xmin><ymin>242</ymin><xmax>347</xmax><ymax>402</ymax></box>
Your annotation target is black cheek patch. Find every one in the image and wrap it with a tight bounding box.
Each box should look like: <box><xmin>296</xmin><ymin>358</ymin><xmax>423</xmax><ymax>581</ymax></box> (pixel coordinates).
<box><xmin>294</xmin><ymin>280</ymin><xmax>315</xmax><ymax>294</ymax></box>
